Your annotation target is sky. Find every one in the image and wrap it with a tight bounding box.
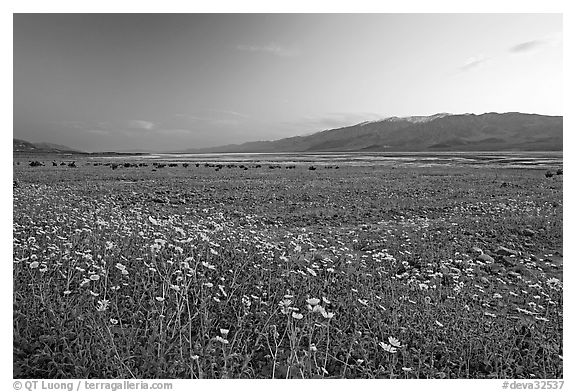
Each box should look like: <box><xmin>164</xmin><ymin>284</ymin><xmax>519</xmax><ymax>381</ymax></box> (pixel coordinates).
<box><xmin>13</xmin><ymin>13</ymin><xmax>562</xmax><ymax>152</ymax></box>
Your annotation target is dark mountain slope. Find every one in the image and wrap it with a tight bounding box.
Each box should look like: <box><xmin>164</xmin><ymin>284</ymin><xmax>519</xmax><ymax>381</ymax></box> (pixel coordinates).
<box><xmin>184</xmin><ymin>112</ymin><xmax>562</xmax><ymax>153</ymax></box>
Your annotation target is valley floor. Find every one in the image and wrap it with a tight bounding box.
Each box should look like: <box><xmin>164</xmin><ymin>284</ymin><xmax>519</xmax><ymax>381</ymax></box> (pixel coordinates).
<box><xmin>12</xmin><ymin>157</ymin><xmax>563</xmax><ymax>378</ymax></box>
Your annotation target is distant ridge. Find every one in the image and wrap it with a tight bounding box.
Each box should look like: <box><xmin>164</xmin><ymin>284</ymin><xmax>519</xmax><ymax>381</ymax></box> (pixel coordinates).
<box><xmin>13</xmin><ymin>138</ymin><xmax>84</xmax><ymax>154</ymax></box>
<box><xmin>182</xmin><ymin>112</ymin><xmax>562</xmax><ymax>153</ymax></box>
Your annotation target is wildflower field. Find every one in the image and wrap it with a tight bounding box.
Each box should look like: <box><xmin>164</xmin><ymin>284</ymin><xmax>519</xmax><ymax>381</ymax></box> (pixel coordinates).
<box><xmin>13</xmin><ymin>157</ymin><xmax>563</xmax><ymax>379</ymax></box>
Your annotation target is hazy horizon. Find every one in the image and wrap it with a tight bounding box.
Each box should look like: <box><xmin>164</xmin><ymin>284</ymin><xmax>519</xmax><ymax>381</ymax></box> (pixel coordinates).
<box><xmin>14</xmin><ymin>14</ymin><xmax>562</xmax><ymax>152</ymax></box>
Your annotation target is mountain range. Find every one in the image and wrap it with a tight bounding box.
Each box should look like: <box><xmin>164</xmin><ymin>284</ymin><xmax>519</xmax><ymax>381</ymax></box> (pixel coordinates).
<box><xmin>13</xmin><ymin>112</ymin><xmax>562</xmax><ymax>154</ymax></box>
<box><xmin>182</xmin><ymin>112</ymin><xmax>562</xmax><ymax>153</ymax></box>
<box><xmin>13</xmin><ymin>139</ymin><xmax>83</xmax><ymax>154</ymax></box>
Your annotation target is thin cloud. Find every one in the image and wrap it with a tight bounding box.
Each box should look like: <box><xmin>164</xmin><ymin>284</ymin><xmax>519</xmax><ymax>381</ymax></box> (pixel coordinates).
<box><xmin>458</xmin><ymin>55</ymin><xmax>489</xmax><ymax>72</ymax></box>
<box><xmin>509</xmin><ymin>40</ymin><xmax>546</xmax><ymax>53</ymax></box>
<box><xmin>509</xmin><ymin>33</ymin><xmax>561</xmax><ymax>54</ymax></box>
<box><xmin>453</xmin><ymin>32</ymin><xmax>560</xmax><ymax>76</ymax></box>
<box><xmin>236</xmin><ymin>43</ymin><xmax>299</xmax><ymax>57</ymax></box>
<box><xmin>128</xmin><ymin>120</ymin><xmax>155</xmax><ymax>130</ymax></box>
